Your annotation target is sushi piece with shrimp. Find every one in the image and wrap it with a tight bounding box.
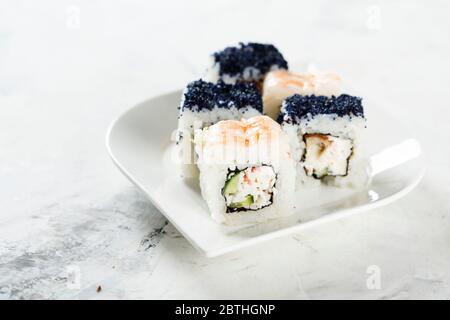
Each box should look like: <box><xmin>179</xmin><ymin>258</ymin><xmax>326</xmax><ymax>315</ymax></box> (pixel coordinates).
<box><xmin>279</xmin><ymin>94</ymin><xmax>370</xmax><ymax>188</ymax></box>
<box><xmin>176</xmin><ymin>79</ymin><xmax>262</xmax><ymax>177</ymax></box>
<box><xmin>262</xmin><ymin>69</ymin><xmax>342</xmax><ymax>120</ymax></box>
<box><xmin>194</xmin><ymin>115</ymin><xmax>296</xmax><ymax>225</ymax></box>
<box><xmin>203</xmin><ymin>42</ymin><xmax>288</xmax><ymax>86</ymax></box>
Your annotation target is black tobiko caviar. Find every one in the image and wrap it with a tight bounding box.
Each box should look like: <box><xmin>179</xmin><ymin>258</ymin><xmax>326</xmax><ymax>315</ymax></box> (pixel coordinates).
<box><xmin>280</xmin><ymin>94</ymin><xmax>364</xmax><ymax>123</ymax></box>
<box><xmin>213</xmin><ymin>42</ymin><xmax>288</xmax><ymax>77</ymax></box>
<box><xmin>181</xmin><ymin>80</ymin><xmax>263</xmax><ymax>113</ymax></box>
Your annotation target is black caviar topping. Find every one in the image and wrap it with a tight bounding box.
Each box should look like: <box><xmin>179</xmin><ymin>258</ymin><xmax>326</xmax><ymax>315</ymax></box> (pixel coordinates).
<box><xmin>181</xmin><ymin>79</ymin><xmax>263</xmax><ymax>112</ymax></box>
<box><xmin>280</xmin><ymin>94</ymin><xmax>364</xmax><ymax>123</ymax></box>
<box><xmin>213</xmin><ymin>42</ymin><xmax>288</xmax><ymax>78</ymax></box>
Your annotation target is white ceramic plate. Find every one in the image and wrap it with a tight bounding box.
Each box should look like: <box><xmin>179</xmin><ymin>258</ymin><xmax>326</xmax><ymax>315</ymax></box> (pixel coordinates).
<box><xmin>106</xmin><ymin>90</ymin><xmax>425</xmax><ymax>257</ymax></box>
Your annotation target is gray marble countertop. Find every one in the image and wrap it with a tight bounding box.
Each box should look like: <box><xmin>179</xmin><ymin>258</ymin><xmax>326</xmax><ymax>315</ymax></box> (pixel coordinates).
<box><xmin>1</xmin><ymin>0</ymin><xmax>449</xmax><ymax>299</ymax></box>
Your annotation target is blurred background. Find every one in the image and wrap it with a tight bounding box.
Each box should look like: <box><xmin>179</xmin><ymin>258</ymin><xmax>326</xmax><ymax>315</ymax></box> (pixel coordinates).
<box><xmin>1</xmin><ymin>0</ymin><xmax>450</xmax><ymax>299</ymax></box>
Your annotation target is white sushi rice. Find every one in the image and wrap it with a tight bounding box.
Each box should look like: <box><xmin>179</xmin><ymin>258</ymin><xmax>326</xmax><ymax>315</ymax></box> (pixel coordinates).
<box><xmin>194</xmin><ymin>116</ymin><xmax>296</xmax><ymax>225</ymax></box>
<box><xmin>281</xmin><ymin>111</ymin><xmax>370</xmax><ymax>188</ymax></box>
<box><xmin>203</xmin><ymin>56</ymin><xmax>284</xmax><ymax>84</ymax></box>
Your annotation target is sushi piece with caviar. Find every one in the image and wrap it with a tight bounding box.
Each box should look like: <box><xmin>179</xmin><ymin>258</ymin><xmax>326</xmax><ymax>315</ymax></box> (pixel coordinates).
<box><xmin>194</xmin><ymin>115</ymin><xmax>296</xmax><ymax>225</ymax></box>
<box><xmin>279</xmin><ymin>94</ymin><xmax>370</xmax><ymax>188</ymax></box>
<box><xmin>177</xmin><ymin>79</ymin><xmax>262</xmax><ymax>177</ymax></box>
<box><xmin>204</xmin><ymin>42</ymin><xmax>288</xmax><ymax>86</ymax></box>
<box><xmin>262</xmin><ymin>69</ymin><xmax>342</xmax><ymax>120</ymax></box>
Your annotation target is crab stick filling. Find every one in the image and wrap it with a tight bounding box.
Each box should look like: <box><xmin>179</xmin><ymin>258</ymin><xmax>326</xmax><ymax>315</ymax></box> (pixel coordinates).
<box><xmin>303</xmin><ymin>134</ymin><xmax>353</xmax><ymax>178</ymax></box>
<box><xmin>222</xmin><ymin>166</ymin><xmax>276</xmax><ymax>212</ymax></box>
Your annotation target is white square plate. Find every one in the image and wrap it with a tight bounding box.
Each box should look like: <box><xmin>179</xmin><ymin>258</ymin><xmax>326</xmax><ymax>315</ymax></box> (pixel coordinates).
<box><xmin>106</xmin><ymin>90</ymin><xmax>424</xmax><ymax>257</ymax></box>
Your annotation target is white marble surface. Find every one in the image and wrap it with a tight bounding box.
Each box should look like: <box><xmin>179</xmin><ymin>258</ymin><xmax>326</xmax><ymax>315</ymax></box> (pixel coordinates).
<box><xmin>1</xmin><ymin>0</ymin><xmax>450</xmax><ymax>299</ymax></box>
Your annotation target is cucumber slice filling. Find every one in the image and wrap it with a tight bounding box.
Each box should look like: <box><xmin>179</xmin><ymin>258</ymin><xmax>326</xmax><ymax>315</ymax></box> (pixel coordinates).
<box><xmin>229</xmin><ymin>195</ymin><xmax>254</xmax><ymax>208</ymax></box>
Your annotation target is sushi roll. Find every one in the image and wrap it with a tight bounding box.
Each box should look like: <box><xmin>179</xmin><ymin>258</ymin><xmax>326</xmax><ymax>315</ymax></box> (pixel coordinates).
<box><xmin>262</xmin><ymin>69</ymin><xmax>342</xmax><ymax>120</ymax></box>
<box><xmin>194</xmin><ymin>115</ymin><xmax>296</xmax><ymax>225</ymax></box>
<box><xmin>204</xmin><ymin>42</ymin><xmax>288</xmax><ymax>86</ymax></box>
<box><xmin>177</xmin><ymin>79</ymin><xmax>262</xmax><ymax>177</ymax></box>
<box><xmin>279</xmin><ymin>94</ymin><xmax>370</xmax><ymax>188</ymax></box>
